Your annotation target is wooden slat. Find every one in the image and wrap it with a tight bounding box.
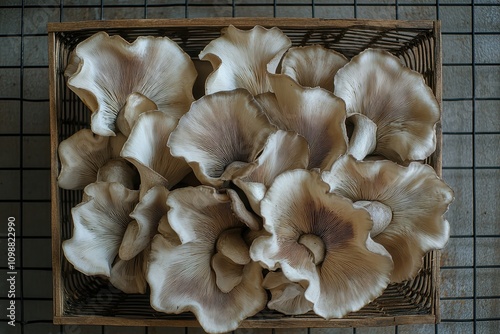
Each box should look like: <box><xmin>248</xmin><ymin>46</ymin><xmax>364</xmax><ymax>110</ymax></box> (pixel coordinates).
<box><xmin>54</xmin><ymin>314</ymin><xmax>437</xmax><ymax>328</ymax></box>
<box><xmin>432</xmin><ymin>19</ymin><xmax>443</xmax><ymax>324</ymax></box>
<box><xmin>47</xmin><ymin>18</ymin><xmax>435</xmax><ymax>33</ymax></box>
<box><xmin>49</xmin><ymin>30</ymin><xmax>63</xmax><ymax>319</ymax></box>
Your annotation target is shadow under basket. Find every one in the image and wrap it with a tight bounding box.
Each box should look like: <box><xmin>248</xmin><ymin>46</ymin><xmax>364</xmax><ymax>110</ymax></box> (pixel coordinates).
<box><xmin>49</xmin><ymin>18</ymin><xmax>443</xmax><ymax>329</ymax></box>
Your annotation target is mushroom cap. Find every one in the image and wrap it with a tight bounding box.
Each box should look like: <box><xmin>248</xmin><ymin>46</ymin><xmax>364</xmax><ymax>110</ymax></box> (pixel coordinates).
<box><xmin>230</xmin><ymin>130</ymin><xmax>310</xmax><ymax>214</ymax></box>
<box><xmin>62</xmin><ymin>182</ymin><xmax>139</xmax><ymax>277</ymax></box>
<box><xmin>147</xmin><ymin>186</ymin><xmax>267</xmax><ymax>333</ymax></box>
<box><xmin>322</xmin><ymin>155</ymin><xmax>454</xmax><ymax>282</ymax></box>
<box><xmin>58</xmin><ymin>129</ymin><xmax>126</xmax><ymax>190</ymax></box>
<box><xmin>263</xmin><ymin>271</ymin><xmax>313</xmax><ymax>315</ymax></box>
<box><xmin>116</xmin><ymin>92</ymin><xmax>158</xmax><ymax>137</ymax></box>
<box><xmin>167</xmin><ymin>89</ymin><xmax>276</xmax><ymax>188</ymax></box>
<box><xmin>120</xmin><ymin>110</ymin><xmax>191</xmax><ymax>197</ymax></box>
<box><xmin>281</xmin><ymin>45</ymin><xmax>348</xmax><ymax>91</ymax></box>
<box><xmin>250</xmin><ymin>169</ymin><xmax>393</xmax><ymax>319</ymax></box>
<box><xmin>110</xmin><ymin>246</ymin><xmax>149</xmax><ymax>294</ymax></box>
<box><xmin>257</xmin><ymin>74</ymin><xmax>348</xmax><ymax>170</ymax></box>
<box><xmin>96</xmin><ymin>158</ymin><xmax>139</xmax><ymax>189</ymax></box>
<box><xmin>333</xmin><ymin>48</ymin><xmax>440</xmax><ymax>162</ymax></box>
<box><xmin>65</xmin><ymin>31</ymin><xmax>196</xmax><ymax>136</ymax></box>
<box><xmin>119</xmin><ymin>185</ymin><xmax>169</xmax><ymax>261</ymax></box>
<box><xmin>199</xmin><ymin>25</ymin><xmax>291</xmax><ymax>95</ymax></box>
<box><xmin>345</xmin><ymin>113</ymin><xmax>377</xmax><ymax>161</ymax></box>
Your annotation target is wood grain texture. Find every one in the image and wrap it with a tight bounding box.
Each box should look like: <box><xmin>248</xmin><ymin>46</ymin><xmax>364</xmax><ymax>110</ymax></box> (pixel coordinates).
<box><xmin>48</xmin><ymin>18</ymin><xmax>435</xmax><ymax>32</ymax></box>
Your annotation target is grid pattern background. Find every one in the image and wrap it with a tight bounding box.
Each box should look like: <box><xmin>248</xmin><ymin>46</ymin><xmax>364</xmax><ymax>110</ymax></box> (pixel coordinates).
<box><xmin>0</xmin><ymin>1</ymin><xmax>498</xmax><ymax>334</ymax></box>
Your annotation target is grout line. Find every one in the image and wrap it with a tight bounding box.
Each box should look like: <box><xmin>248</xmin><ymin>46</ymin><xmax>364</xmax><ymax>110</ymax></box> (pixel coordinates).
<box><xmin>19</xmin><ymin>0</ymin><xmax>25</xmax><ymax>332</ymax></box>
<box><xmin>471</xmin><ymin>2</ymin><xmax>478</xmax><ymax>333</ymax></box>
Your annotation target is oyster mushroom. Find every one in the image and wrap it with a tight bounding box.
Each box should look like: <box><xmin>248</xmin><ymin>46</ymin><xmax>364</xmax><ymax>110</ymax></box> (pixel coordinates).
<box><xmin>199</xmin><ymin>25</ymin><xmax>291</xmax><ymax>95</ymax></box>
<box><xmin>62</xmin><ymin>182</ymin><xmax>139</xmax><ymax>277</ymax></box>
<box><xmin>263</xmin><ymin>271</ymin><xmax>313</xmax><ymax>315</ymax></box>
<box><xmin>322</xmin><ymin>155</ymin><xmax>454</xmax><ymax>282</ymax></box>
<box><xmin>58</xmin><ymin>129</ymin><xmax>126</xmax><ymax>190</ymax></box>
<box><xmin>281</xmin><ymin>45</ymin><xmax>348</xmax><ymax>91</ymax></box>
<box><xmin>116</xmin><ymin>92</ymin><xmax>158</xmax><ymax>137</ymax></box>
<box><xmin>120</xmin><ymin>110</ymin><xmax>191</xmax><ymax>197</ymax></box>
<box><xmin>147</xmin><ymin>186</ymin><xmax>267</xmax><ymax>333</ymax></box>
<box><xmin>333</xmin><ymin>48</ymin><xmax>440</xmax><ymax>162</ymax></box>
<box><xmin>96</xmin><ymin>158</ymin><xmax>139</xmax><ymax>189</ymax></box>
<box><xmin>65</xmin><ymin>31</ymin><xmax>197</xmax><ymax>136</ymax></box>
<box><xmin>256</xmin><ymin>74</ymin><xmax>348</xmax><ymax>170</ymax></box>
<box><xmin>250</xmin><ymin>169</ymin><xmax>393</xmax><ymax>319</ymax></box>
<box><xmin>109</xmin><ymin>246</ymin><xmax>149</xmax><ymax>294</ymax></box>
<box><xmin>227</xmin><ymin>130</ymin><xmax>310</xmax><ymax>214</ymax></box>
<box><xmin>167</xmin><ymin>89</ymin><xmax>276</xmax><ymax>188</ymax></box>
<box><xmin>345</xmin><ymin>114</ymin><xmax>377</xmax><ymax>161</ymax></box>
<box><xmin>119</xmin><ymin>185</ymin><xmax>169</xmax><ymax>261</ymax></box>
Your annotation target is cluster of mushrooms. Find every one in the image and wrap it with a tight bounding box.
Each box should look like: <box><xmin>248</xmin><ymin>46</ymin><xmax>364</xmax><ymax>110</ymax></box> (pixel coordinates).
<box><xmin>59</xmin><ymin>25</ymin><xmax>454</xmax><ymax>333</ymax></box>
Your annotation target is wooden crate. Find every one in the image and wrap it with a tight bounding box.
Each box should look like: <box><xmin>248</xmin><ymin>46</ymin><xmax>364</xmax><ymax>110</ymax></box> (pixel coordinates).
<box><xmin>49</xmin><ymin>18</ymin><xmax>443</xmax><ymax>329</ymax></box>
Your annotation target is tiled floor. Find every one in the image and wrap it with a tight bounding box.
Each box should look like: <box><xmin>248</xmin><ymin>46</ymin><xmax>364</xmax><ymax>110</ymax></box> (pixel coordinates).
<box><xmin>0</xmin><ymin>1</ymin><xmax>499</xmax><ymax>334</ymax></box>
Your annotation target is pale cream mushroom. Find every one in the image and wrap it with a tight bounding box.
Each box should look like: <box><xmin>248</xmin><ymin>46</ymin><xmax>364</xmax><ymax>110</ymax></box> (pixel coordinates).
<box><xmin>62</xmin><ymin>182</ymin><xmax>139</xmax><ymax>277</ymax></box>
<box><xmin>199</xmin><ymin>25</ymin><xmax>291</xmax><ymax>95</ymax></box>
<box><xmin>281</xmin><ymin>45</ymin><xmax>348</xmax><ymax>91</ymax></box>
<box><xmin>333</xmin><ymin>48</ymin><xmax>440</xmax><ymax>162</ymax></box>
<box><xmin>168</xmin><ymin>89</ymin><xmax>276</xmax><ymax>188</ymax></box>
<box><xmin>147</xmin><ymin>186</ymin><xmax>267</xmax><ymax>334</ymax></box>
<box><xmin>119</xmin><ymin>185</ymin><xmax>169</xmax><ymax>261</ymax></box>
<box><xmin>120</xmin><ymin>110</ymin><xmax>191</xmax><ymax>197</ymax></box>
<box><xmin>256</xmin><ymin>74</ymin><xmax>348</xmax><ymax>170</ymax></box>
<box><xmin>250</xmin><ymin>169</ymin><xmax>393</xmax><ymax>319</ymax></box>
<box><xmin>322</xmin><ymin>155</ymin><xmax>454</xmax><ymax>282</ymax></box>
<box><xmin>263</xmin><ymin>271</ymin><xmax>313</xmax><ymax>315</ymax></box>
<box><xmin>227</xmin><ymin>130</ymin><xmax>310</xmax><ymax>214</ymax></box>
<box><xmin>116</xmin><ymin>92</ymin><xmax>158</xmax><ymax>137</ymax></box>
<box><xmin>109</xmin><ymin>246</ymin><xmax>149</xmax><ymax>294</ymax></box>
<box><xmin>65</xmin><ymin>31</ymin><xmax>197</xmax><ymax>136</ymax></box>
<box><xmin>345</xmin><ymin>113</ymin><xmax>377</xmax><ymax>161</ymax></box>
<box><xmin>96</xmin><ymin>158</ymin><xmax>139</xmax><ymax>189</ymax></box>
<box><xmin>58</xmin><ymin>129</ymin><xmax>126</xmax><ymax>190</ymax></box>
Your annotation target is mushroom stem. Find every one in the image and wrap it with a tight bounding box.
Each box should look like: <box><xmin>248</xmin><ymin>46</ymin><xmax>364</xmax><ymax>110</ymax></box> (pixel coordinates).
<box><xmin>346</xmin><ymin>114</ymin><xmax>377</xmax><ymax>160</ymax></box>
<box><xmin>298</xmin><ymin>234</ymin><xmax>325</xmax><ymax>265</ymax></box>
<box><xmin>354</xmin><ymin>200</ymin><xmax>392</xmax><ymax>237</ymax></box>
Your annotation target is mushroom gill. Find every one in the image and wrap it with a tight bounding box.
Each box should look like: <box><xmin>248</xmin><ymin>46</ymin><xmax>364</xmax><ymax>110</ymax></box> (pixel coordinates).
<box><xmin>65</xmin><ymin>31</ymin><xmax>197</xmax><ymax>136</ymax></box>
<box><xmin>250</xmin><ymin>169</ymin><xmax>393</xmax><ymax>319</ymax></box>
<box><xmin>58</xmin><ymin>129</ymin><xmax>126</xmax><ymax>190</ymax></box>
<box><xmin>334</xmin><ymin>48</ymin><xmax>440</xmax><ymax>163</ymax></box>
<box><xmin>199</xmin><ymin>25</ymin><xmax>291</xmax><ymax>95</ymax></box>
<box><xmin>120</xmin><ymin>110</ymin><xmax>191</xmax><ymax>197</ymax></box>
<box><xmin>147</xmin><ymin>186</ymin><xmax>267</xmax><ymax>334</ymax></box>
<box><xmin>322</xmin><ymin>155</ymin><xmax>454</xmax><ymax>282</ymax></box>
<box><xmin>168</xmin><ymin>89</ymin><xmax>276</xmax><ymax>188</ymax></box>
<box><xmin>281</xmin><ymin>45</ymin><xmax>348</xmax><ymax>91</ymax></box>
<box><xmin>256</xmin><ymin>74</ymin><xmax>348</xmax><ymax>170</ymax></box>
